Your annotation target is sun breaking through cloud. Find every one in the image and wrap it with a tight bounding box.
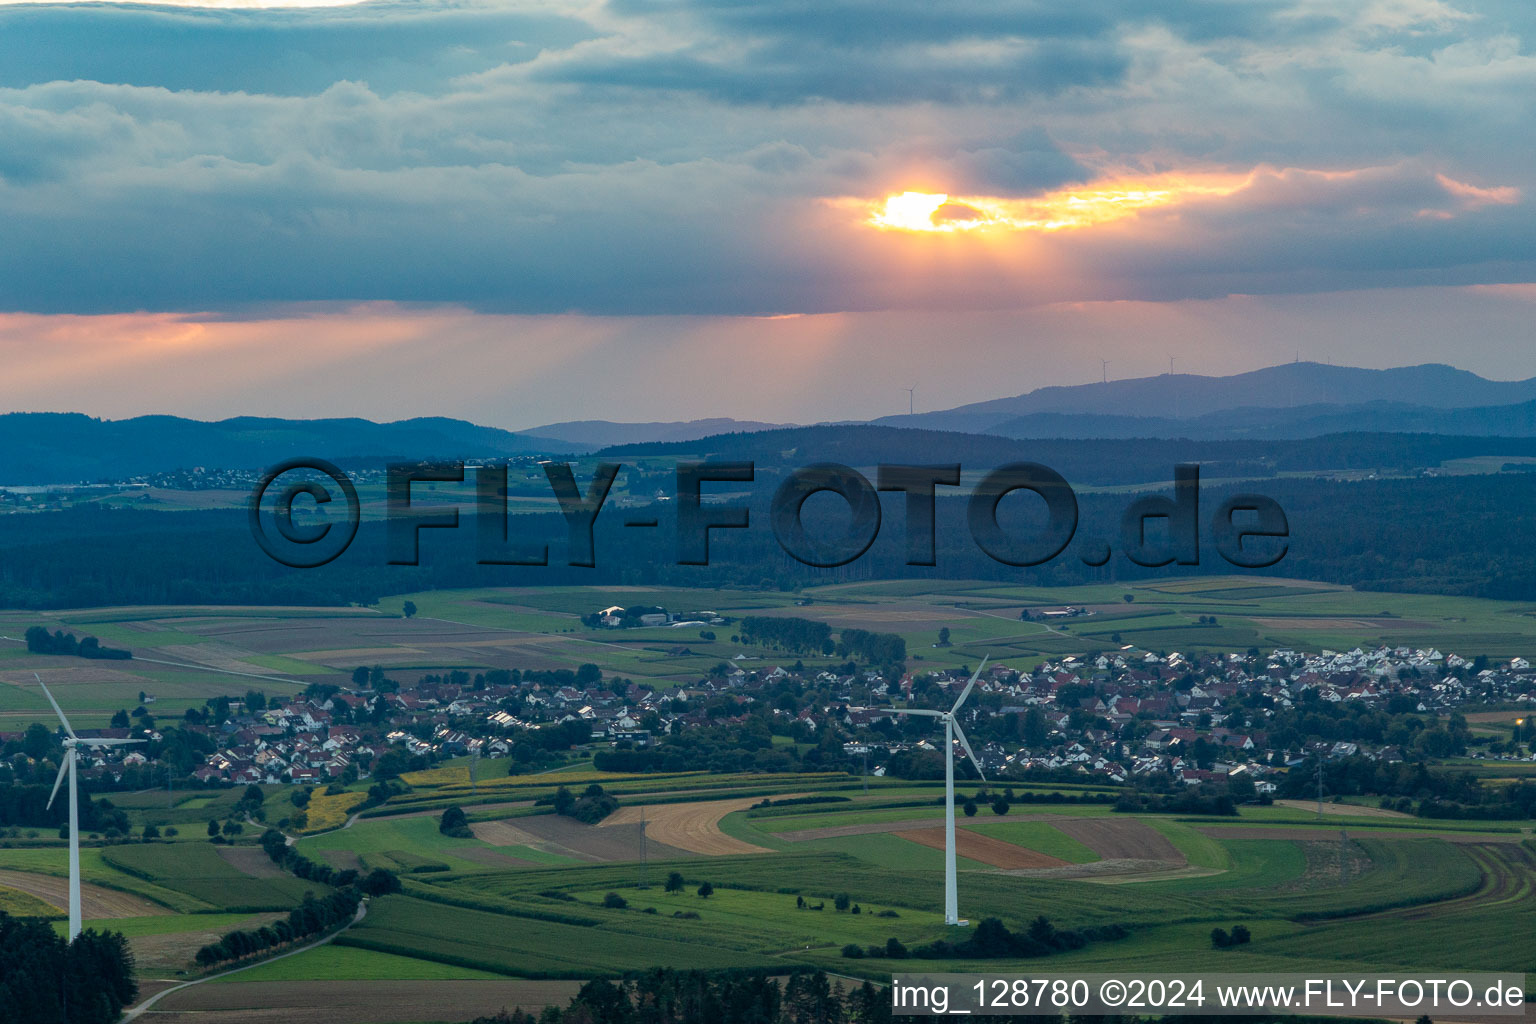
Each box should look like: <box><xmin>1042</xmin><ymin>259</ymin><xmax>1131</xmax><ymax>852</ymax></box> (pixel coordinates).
<box><xmin>865</xmin><ymin>172</ymin><xmax>1256</xmax><ymax>233</ymax></box>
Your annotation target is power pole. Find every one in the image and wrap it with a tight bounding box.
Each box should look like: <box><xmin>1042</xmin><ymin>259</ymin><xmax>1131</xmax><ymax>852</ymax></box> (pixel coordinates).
<box><xmin>470</xmin><ymin>747</ymin><xmax>480</xmax><ymax>797</ymax></box>
<box><xmin>638</xmin><ymin>805</ymin><xmax>648</xmax><ymax>889</ymax></box>
<box><xmin>1339</xmin><ymin>829</ymin><xmax>1349</xmax><ymax>883</ymax></box>
<box><xmin>1315</xmin><ymin>759</ymin><xmax>1325</xmax><ymax>818</ymax></box>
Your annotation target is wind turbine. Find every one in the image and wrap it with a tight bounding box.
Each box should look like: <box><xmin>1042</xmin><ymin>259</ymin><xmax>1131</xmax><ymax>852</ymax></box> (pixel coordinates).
<box><xmin>39</xmin><ymin>674</ymin><xmax>143</xmax><ymax>941</ymax></box>
<box><xmin>903</xmin><ymin>384</ymin><xmax>917</xmax><ymax>416</ymax></box>
<box><xmin>891</xmin><ymin>656</ymin><xmax>987</xmax><ymax>926</ymax></box>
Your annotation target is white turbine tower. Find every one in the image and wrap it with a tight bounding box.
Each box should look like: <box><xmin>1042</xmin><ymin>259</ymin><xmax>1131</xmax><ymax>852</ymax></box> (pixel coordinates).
<box><xmin>892</xmin><ymin>656</ymin><xmax>987</xmax><ymax>926</ymax></box>
<box><xmin>39</xmin><ymin>674</ymin><xmax>143</xmax><ymax>941</ymax></box>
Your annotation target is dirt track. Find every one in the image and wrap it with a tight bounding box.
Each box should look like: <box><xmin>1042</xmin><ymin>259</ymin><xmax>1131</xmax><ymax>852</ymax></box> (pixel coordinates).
<box><xmin>1198</xmin><ymin>826</ymin><xmax>1523</xmax><ymax>843</ymax></box>
<box><xmin>151</xmin><ymin>979</ymin><xmax>584</xmax><ymax>1023</ymax></box>
<box><xmin>894</xmin><ymin>827</ymin><xmax>1067</xmax><ymax>869</ymax></box>
<box><xmin>603</xmin><ymin>795</ymin><xmax>805</xmax><ymax>855</ymax></box>
<box><xmin>0</xmin><ymin>870</ymin><xmax>169</xmax><ymax>918</ymax></box>
<box><xmin>773</xmin><ymin>817</ymin><xmax>943</xmax><ymax>843</ymax></box>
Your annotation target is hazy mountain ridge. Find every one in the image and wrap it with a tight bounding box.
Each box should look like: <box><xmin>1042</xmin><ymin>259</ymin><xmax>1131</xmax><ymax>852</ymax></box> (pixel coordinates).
<box><xmin>0</xmin><ymin>412</ymin><xmax>582</xmax><ymax>484</ymax></box>
<box><xmin>870</xmin><ymin>362</ymin><xmax>1536</xmax><ymax>432</ymax></box>
<box><xmin>517</xmin><ymin>417</ymin><xmax>799</xmax><ymax>449</ymax></box>
<box><xmin>514</xmin><ymin>363</ymin><xmax>1536</xmax><ymax>447</ymax></box>
<box><xmin>14</xmin><ymin>363</ymin><xmax>1536</xmax><ymax>484</ymax></box>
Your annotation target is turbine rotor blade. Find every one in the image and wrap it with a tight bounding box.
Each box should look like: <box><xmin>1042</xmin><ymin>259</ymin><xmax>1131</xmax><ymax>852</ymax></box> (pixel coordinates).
<box><xmin>950</xmin><ymin>656</ymin><xmax>988</xmax><ymax>714</ymax></box>
<box><xmin>952</xmin><ymin>721</ymin><xmax>986</xmax><ymax>782</ymax></box>
<box><xmin>890</xmin><ymin>707</ymin><xmax>943</xmax><ymax>717</ymax></box>
<box><xmin>36</xmin><ymin>674</ymin><xmax>77</xmax><ymax>739</ymax></box>
<box><xmin>47</xmin><ymin>750</ymin><xmax>71</xmax><ymax>810</ymax></box>
<box><xmin>79</xmin><ymin>738</ymin><xmax>145</xmax><ymax>747</ymax></box>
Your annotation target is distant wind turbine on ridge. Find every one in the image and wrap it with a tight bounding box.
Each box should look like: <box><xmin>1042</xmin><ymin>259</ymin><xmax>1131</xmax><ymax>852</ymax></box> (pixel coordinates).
<box><xmin>39</xmin><ymin>674</ymin><xmax>144</xmax><ymax>941</ymax></box>
<box><xmin>891</xmin><ymin>656</ymin><xmax>987</xmax><ymax>926</ymax></box>
<box><xmin>903</xmin><ymin>384</ymin><xmax>917</xmax><ymax>416</ymax></box>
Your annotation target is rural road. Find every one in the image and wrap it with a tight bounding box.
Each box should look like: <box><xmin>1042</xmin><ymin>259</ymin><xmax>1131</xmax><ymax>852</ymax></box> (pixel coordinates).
<box><xmin>119</xmin><ymin>899</ymin><xmax>369</xmax><ymax>1021</ymax></box>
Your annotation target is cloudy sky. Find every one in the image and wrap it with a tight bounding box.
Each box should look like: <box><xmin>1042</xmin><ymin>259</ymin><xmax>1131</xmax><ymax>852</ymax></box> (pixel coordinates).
<box><xmin>1</xmin><ymin>0</ymin><xmax>1533</xmax><ymax>428</ymax></box>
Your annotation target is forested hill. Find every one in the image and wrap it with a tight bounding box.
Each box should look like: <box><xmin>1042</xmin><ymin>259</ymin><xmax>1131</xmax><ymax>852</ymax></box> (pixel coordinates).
<box><xmin>598</xmin><ymin>425</ymin><xmax>1536</xmax><ymax>486</ymax></box>
<box><xmin>2</xmin><ymin>469</ymin><xmax>1534</xmax><ymax>608</ymax></box>
<box><xmin>0</xmin><ymin>412</ymin><xmax>582</xmax><ymax>483</ymax></box>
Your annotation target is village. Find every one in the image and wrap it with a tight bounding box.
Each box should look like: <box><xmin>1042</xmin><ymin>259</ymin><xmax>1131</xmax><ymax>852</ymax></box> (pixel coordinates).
<box><xmin>44</xmin><ymin>637</ymin><xmax>1535</xmax><ymax>798</ymax></box>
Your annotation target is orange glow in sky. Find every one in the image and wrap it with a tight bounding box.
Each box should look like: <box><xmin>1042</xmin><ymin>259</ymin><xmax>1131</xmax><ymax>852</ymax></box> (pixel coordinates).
<box><xmin>866</xmin><ymin>172</ymin><xmax>1254</xmax><ymax>233</ymax></box>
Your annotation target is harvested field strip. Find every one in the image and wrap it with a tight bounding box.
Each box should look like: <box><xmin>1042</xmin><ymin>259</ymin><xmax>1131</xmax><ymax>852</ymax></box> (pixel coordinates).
<box><xmin>1051</xmin><ymin>818</ymin><xmax>1183</xmax><ymax>863</ymax></box>
<box><xmin>1271</xmin><ymin>799</ymin><xmax>1413</xmax><ymax>819</ymax></box>
<box><xmin>893</xmin><ymin>827</ymin><xmax>1067</xmax><ymax>869</ymax></box>
<box><xmin>0</xmin><ymin>870</ymin><xmax>169</xmax><ymax>918</ymax></box>
<box><xmin>217</xmin><ymin>846</ymin><xmax>287</xmax><ymax>879</ymax></box>
<box><xmin>605</xmin><ymin>795</ymin><xmax>805</xmax><ymax>855</ymax></box>
<box><xmin>474</xmin><ymin>815</ymin><xmax>693</xmax><ymax>862</ymax></box>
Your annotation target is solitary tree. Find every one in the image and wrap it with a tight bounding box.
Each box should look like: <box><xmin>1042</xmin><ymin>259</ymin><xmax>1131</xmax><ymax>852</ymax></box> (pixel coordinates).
<box><xmin>697</xmin><ymin>881</ymin><xmax>714</xmax><ymax>898</ymax></box>
<box><xmin>403</xmin><ymin>601</ymin><xmax>417</xmax><ymax>619</ymax></box>
<box><xmin>665</xmin><ymin>871</ymin><xmax>685</xmax><ymax>893</ymax></box>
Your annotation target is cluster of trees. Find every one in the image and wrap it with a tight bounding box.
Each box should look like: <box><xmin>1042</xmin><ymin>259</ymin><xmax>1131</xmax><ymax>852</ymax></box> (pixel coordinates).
<box><xmin>0</xmin><ymin>782</ymin><xmax>128</xmax><ymax>834</ymax></box>
<box><xmin>0</xmin><ymin>913</ymin><xmax>137</xmax><ymax>1024</ymax></box>
<box><xmin>1271</xmin><ymin>755</ymin><xmax>1536</xmax><ymax>818</ymax></box>
<box><xmin>548</xmin><ymin>784</ymin><xmax>619</xmax><ymax>824</ymax></box>
<box><xmin>848</xmin><ymin>916</ymin><xmax>1127</xmax><ymax>961</ymax></box>
<box><xmin>593</xmin><ymin>719</ymin><xmax>807</xmax><ymax>776</ymax></box>
<box><xmin>835</xmin><ymin>628</ymin><xmax>905</xmax><ymax>667</ymax></box>
<box><xmin>193</xmin><ymin>889</ymin><xmax>362</xmax><ymax>969</ymax></box>
<box><xmin>258</xmin><ymin>828</ymin><xmax>399</xmax><ymax>896</ymax></box>
<box><xmin>738</xmin><ymin>616</ymin><xmax>833</xmax><ymax>655</ymax></box>
<box><xmin>24</xmin><ymin>626</ymin><xmax>130</xmax><ymax>660</ymax></box>
<box><xmin>465</xmin><ymin>969</ymin><xmax>892</xmax><ymax>1024</ymax></box>
<box><xmin>1212</xmin><ymin>924</ymin><xmax>1253</xmax><ymax>948</ymax></box>
<box><xmin>1113</xmin><ymin>791</ymin><xmax>1238</xmax><ymax>816</ymax></box>
<box><xmin>439</xmin><ymin>805</ymin><xmax>474</xmax><ymax>838</ymax></box>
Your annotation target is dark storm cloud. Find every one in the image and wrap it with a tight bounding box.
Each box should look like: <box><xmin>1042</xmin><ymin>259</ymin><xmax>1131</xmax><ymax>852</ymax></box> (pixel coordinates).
<box><xmin>0</xmin><ymin>0</ymin><xmax>595</xmax><ymax>95</ymax></box>
<box><xmin>0</xmin><ymin>0</ymin><xmax>1530</xmax><ymax>314</ymax></box>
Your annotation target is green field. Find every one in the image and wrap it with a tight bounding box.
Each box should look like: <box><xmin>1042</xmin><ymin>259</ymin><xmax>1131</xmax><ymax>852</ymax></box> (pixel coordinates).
<box><xmin>100</xmin><ymin>842</ymin><xmax>323</xmax><ymax>910</ymax></box>
<box><xmin>211</xmin><ymin>943</ymin><xmax>509</xmax><ymax>982</ymax></box>
<box><xmin>5</xmin><ymin>582</ymin><xmax>1536</xmax><ymax>994</ymax></box>
<box><xmin>7</xmin><ymin>577</ymin><xmax>1536</xmax><ymax>734</ymax></box>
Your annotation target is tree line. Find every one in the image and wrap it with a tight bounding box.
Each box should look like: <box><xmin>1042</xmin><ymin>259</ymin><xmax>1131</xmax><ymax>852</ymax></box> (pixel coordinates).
<box><xmin>193</xmin><ymin>888</ymin><xmax>362</xmax><ymax>969</ymax></box>
<box><xmin>7</xmin><ymin>466</ymin><xmax>1536</xmax><ymax>606</ymax></box>
<box><xmin>24</xmin><ymin>626</ymin><xmax>131</xmax><ymax>660</ymax></box>
<box><xmin>0</xmin><ymin>913</ymin><xmax>136</xmax><ymax>1024</ymax></box>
